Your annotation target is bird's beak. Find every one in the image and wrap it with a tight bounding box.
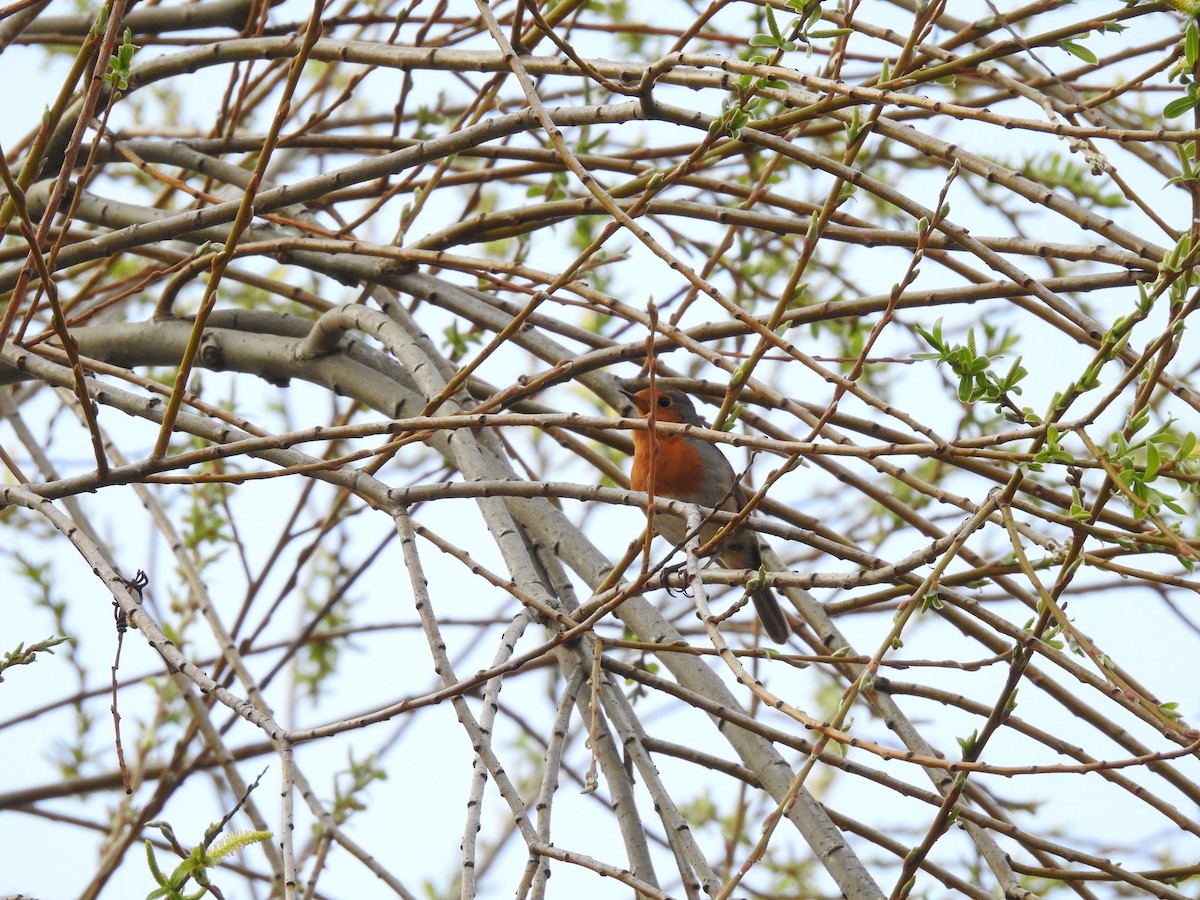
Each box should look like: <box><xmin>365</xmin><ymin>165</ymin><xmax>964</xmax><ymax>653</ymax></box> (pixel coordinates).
<box><xmin>617</xmin><ymin>385</ymin><xmax>650</xmax><ymax>414</ymax></box>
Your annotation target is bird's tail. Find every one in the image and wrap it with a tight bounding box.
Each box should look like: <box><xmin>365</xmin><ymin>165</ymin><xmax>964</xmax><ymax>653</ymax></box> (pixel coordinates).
<box><xmin>752</xmin><ymin>586</ymin><xmax>790</xmax><ymax>643</ymax></box>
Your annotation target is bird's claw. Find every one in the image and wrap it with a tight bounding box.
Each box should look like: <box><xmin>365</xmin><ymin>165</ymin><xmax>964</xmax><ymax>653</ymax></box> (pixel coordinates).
<box><xmin>662</xmin><ymin>561</ymin><xmax>694</xmax><ymax>598</ymax></box>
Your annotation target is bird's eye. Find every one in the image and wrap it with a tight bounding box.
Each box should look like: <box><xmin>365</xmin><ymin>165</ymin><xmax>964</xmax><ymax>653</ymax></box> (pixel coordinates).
<box><xmin>658</xmin><ymin>396</ymin><xmax>671</xmax><ymax>408</ymax></box>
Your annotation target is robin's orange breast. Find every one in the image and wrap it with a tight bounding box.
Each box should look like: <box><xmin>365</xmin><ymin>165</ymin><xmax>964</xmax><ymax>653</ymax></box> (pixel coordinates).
<box><xmin>630</xmin><ymin>432</ymin><xmax>712</xmax><ymax>501</ymax></box>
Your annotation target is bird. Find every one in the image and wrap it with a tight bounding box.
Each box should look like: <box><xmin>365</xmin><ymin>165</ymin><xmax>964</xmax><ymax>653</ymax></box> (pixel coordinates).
<box><xmin>620</xmin><ymin>384</ymin><xmax>790</xmax><ymax>643</ymax></box>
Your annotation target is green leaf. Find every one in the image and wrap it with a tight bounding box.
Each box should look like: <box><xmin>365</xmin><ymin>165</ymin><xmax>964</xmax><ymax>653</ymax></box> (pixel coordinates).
<box><xmin>956</xmin><ymin>729</ymin><xmax>978</xmax><ymax>755</ymax></box>
<box><xmin>1145</xmin><ymin>442</ymin><xmax>1162</xmax><ymax>481</ymax></box>
<box><xmin>1058</xmin><ymin>40</ymin><xmax>1097</xmax><ymax>65</ymax></box>
<box><xmin>1178</xmin><ymin>431</ymin><xmax>1197</xmax><ymax>460</ymax></box>
<box><xmin>914</xmin><ymin>318</ymin><xmax>944</xmax><ymax>352</ymax></box>
<box><xmin>1164</xmin><ymin>94</ymin><xmax>1200</xmax><ymax>118</ymax></box>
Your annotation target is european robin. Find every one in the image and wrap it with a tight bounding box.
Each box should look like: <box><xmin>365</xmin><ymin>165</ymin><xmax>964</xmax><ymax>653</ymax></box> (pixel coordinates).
<box><xmin>620</xmin><ymin>385</ymin><xmax>790</xmax><ymax>643</ymax></box>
